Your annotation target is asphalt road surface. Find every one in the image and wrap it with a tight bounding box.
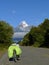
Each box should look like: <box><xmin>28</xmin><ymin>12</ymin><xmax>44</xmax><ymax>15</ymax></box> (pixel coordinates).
<box><xmin>0</xmin><ymin>46</ymin><xmax>49</xmax><ymax>65</ymax></box>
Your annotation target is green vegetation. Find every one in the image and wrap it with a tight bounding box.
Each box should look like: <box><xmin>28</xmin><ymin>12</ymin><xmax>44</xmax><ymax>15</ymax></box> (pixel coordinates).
<box><xmin>0</xmin><ymin>19</ymin><xmax>49</xmax><ymax>58</ymax></box>
<box><xmin>20</xmin><ymin>19</ymin><xmax>49</xmax><ymax>48</ymax></box>
<box><xmin>0</xmin><ymin>21</ymin><xmax>14</xmax><ymax>57</ymax></box>
<box><xmin>0</xmin><ymin>21</ymin><xmax>13</xmax><ymax>45</ymax></box>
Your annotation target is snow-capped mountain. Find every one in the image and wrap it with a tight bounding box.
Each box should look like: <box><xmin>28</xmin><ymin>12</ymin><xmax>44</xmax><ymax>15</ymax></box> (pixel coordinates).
<box><xmin>14</xmin><ymin>21</ymin><xmax>32</xmax><ymax>32</ymax></box>
<box><xmin>19</xmin><ymin>21</ymin><xmax>29</xmax><ymax>28</ymax></box>
<box><xmin>13</xmin><ymin>21</ymin><xmax>32</xmax><ymax>39</ymax></box>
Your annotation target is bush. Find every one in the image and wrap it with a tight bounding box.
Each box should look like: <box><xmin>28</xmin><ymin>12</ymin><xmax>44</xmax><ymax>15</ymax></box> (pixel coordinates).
<box><xmin>0</xmin><ymin>21</ymin><xmax>13</xmax><ymax>46</ymax></box>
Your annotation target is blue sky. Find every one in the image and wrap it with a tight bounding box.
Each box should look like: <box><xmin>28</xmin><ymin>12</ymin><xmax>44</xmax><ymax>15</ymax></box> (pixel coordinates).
<box><xmin>0</xmin><ymin>0</ymin><xmax>49</xmax><ymax>27</ymax></box>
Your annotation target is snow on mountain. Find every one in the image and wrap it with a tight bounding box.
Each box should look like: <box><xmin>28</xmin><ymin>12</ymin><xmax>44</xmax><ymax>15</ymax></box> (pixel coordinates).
<box><xmin>14</xmin><ymin>21</ymin><xmax>32</xmax><ymax>32</ymax></box>
<box><xmin>13</xmin><ymin>21</ymin><xmax>32</xmax><ymax>38</ymax></box>
<box><xmin>19</xmin><ymin>21</ymin><xmax>29</xmax><ymax>28</ymax></box>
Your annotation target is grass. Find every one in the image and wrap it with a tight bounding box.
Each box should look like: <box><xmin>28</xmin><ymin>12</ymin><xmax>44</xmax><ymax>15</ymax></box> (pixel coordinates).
<box><xmin>0</xmin><ymin>48</ymin><xmax>7</xmax><ymax>58</ymax></box>
<box><xmin>0</xmin><ymin>44</ymin><xmax>8</xmax><ymax>58</ymax></box>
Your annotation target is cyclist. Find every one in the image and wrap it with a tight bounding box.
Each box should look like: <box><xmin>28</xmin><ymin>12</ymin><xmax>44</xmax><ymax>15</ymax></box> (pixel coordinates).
<box><xmin>8</xmin><ymin>42</ymin><xmax>22</xmax><ymax>62</ymax></box>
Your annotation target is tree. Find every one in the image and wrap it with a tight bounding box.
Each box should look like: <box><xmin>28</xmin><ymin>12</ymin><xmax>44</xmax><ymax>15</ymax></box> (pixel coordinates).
<box><xmin>22</xmin><ymin>33</ymin><xmax>30</xmax><ymax>46</ymax></box>
<box><xmin>21</xmin><ymin>19</ymin><xmax>49</xmax><ymax>48</ymax></box>
<box><xmin>39</xmin><ymin>19</ymin><xmax>49</xmax><ymax>48</ymax></box>
<box><xmin>30</xmin><ymin>27</ymin><xmax>44</xmax><ymax>47</ymax></box>
<box><xmin>0</xmin><ymin>21</ymin><xmax>13</xmax><ymax>46</ymax></box>
<box><xmin>40</xmin><ymin>29</ymin><xmax>49</xmax><ymax>48</ymax></box>
<box><xmin>39</xmin><ymin>19</ymin><xmax>49</xmax><ymax>33</ymax></box>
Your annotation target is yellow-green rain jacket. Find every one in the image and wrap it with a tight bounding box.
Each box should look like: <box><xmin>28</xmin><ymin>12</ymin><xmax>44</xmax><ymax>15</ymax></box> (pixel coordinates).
<box><xmin>8</xmin><ymin>45</ymin><xmax>22</xmax><ymax>58</ymax></box>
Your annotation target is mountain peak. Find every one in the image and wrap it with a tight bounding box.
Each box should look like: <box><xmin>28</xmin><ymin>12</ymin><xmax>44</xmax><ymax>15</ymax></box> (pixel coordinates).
<box><xmin>20</xmin><ymin>21</ymin><xmax>29</xmax><ymax>28</ymax></box>
<box><xmin>14</xmin><ymin>20</ymin><xmax>32</xmax><ymax>32</ymax></box>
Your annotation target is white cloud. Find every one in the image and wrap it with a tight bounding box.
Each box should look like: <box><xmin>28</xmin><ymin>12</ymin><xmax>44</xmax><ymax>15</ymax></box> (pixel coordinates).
<box><xmin>13</xmin><ymin>32</ymin><xmax>28</xmax><ymax>38</ymax></box>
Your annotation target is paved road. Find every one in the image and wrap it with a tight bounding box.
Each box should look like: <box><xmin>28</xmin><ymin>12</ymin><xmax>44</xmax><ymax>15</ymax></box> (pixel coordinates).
<box><xmin>0</xmin><ymin>46</ymin><xmax>49</xmax><ymax>65</ymax></box>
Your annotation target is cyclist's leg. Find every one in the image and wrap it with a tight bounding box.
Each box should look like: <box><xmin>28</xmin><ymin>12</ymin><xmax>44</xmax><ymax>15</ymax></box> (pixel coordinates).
<box><xmin>16</xmin><ymin>55</ymin><xmax>20</xmax><ymax>60</ymax></box>
<box><xmin>13</xmin><ymin>50</ymin><xmax>17</xmax><ymax>62</ymax></box>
